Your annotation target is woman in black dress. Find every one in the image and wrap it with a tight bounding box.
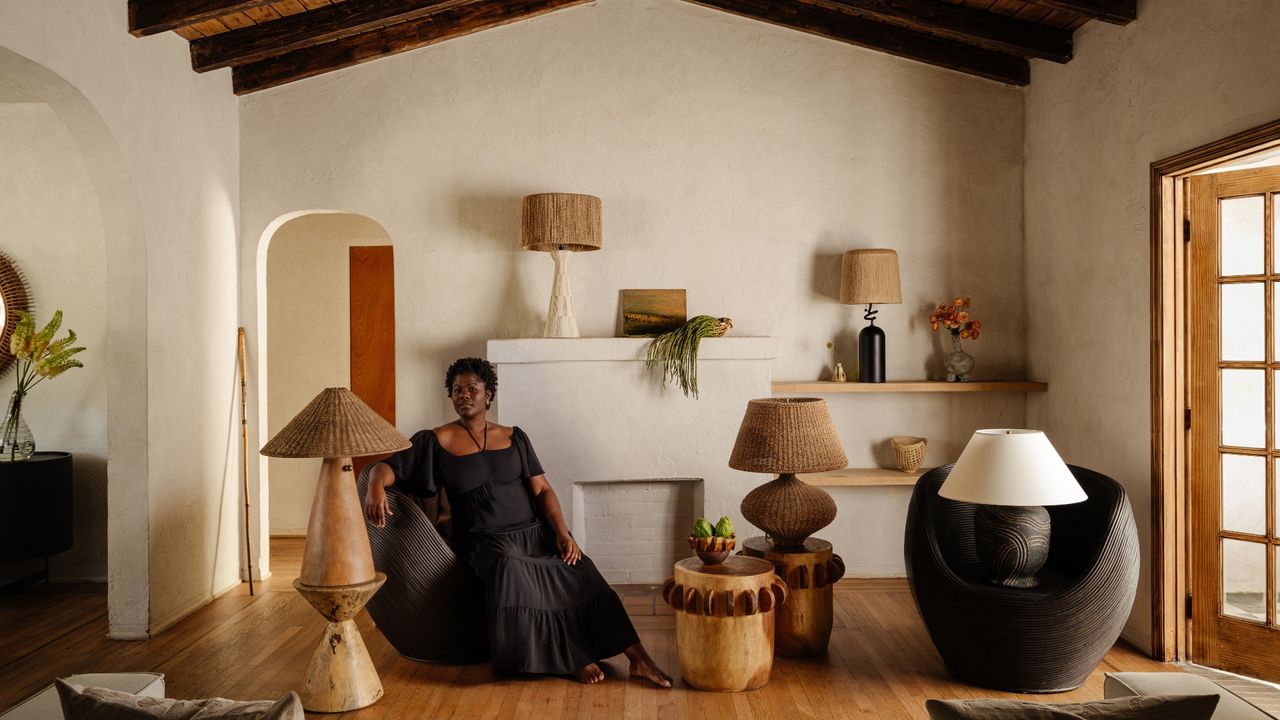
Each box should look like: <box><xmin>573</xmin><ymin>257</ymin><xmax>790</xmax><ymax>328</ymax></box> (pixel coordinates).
<box><xmin>364</xmin><ymin>357</ymin><xmax>672</xmax><ymax>687</ymax></box>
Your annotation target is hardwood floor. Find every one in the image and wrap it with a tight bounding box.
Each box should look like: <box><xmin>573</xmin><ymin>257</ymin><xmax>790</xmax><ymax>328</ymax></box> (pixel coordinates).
<box><xmin>1</xmin><ymin>538</ymin><xmax>1176</xmax><ymax>718</ymax></box>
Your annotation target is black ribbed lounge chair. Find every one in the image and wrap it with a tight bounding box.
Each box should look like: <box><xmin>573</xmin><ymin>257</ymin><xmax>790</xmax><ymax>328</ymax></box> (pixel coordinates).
<box><xmin>357</xmin><ymin>468</ymin><xmax>487</xmax><ymax>664</ymax></box>
<box><xmin>904</xmin><ymin>464</ymin><xmax>1139</xmax><ymax>693</ymax></box>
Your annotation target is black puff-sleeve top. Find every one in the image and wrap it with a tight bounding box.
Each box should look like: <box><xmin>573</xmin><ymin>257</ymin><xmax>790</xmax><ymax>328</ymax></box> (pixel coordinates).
<box><xmin>381</xmin><ymin>426</ymin><xmax>546</xmax><ymax>534</ymax></box>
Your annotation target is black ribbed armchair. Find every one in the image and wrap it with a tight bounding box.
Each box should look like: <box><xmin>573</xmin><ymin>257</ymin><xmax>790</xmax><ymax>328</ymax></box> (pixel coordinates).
<box><xmin>357</xmin><ymin>468</ymin><xmax>487</xmax><ymax>664</ymax></box>
<box><xmin>904</xmin><ymin>464</ymin><xmax>1139</xmax><ymax>693</ymax></box>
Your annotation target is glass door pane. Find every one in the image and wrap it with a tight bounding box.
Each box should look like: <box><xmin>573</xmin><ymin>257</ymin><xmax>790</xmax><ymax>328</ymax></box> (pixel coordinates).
<box><xmin>1223</xmin><ymin>538</ymin><xmax>1267</xmax><ymax>622</ymax></box>
<box><xmin>1222</xmin><ymin>369</ymin><xmax>1265</xmax><ymax>447</ymax></box>
<box><xmin>1222</xmin><ymin>283</ymin><xmax>1265</xmax><ymax>360</ymax></box>
<box><xmin>1222</xmin><ymin>196</ymin><xmax>1265</xmax><ymax>276</ymax></box>
<box><xmin>1223</xmin><ymin>454</ymin><xmax>1267</xmax><ymax>535</ymax></box>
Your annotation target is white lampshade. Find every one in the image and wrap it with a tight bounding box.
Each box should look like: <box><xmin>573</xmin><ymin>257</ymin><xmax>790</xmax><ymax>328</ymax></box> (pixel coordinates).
<box><xmin>938</xmin><ymin>429</ymin><xmax>1086</xmax><ymax>507</ymax></box>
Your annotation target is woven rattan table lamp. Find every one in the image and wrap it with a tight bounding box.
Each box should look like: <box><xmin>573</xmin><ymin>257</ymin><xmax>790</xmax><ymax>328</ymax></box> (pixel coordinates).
<box><xmin>730</xmin><ymin>398</ymin><xmax>848</xmax><ymax>547</ymax></box>
<box><xmin>261</xmin><ymin>388</ymin><xmax>410</xmax><ymax>713</ymax></box>
<box><xmin>939</xmin><ymin>429</ymin><xmax>1086</xmax><ymax>588</ymax></box>
<box><xmin>840</xmin><ymin>249</ymin><xmax>902</xmax><ymax>383</ymax></box>
<box><xmin>521</xmin><ymin>193</ymin><xmax>602</xmax><ymax>338</ymax></box>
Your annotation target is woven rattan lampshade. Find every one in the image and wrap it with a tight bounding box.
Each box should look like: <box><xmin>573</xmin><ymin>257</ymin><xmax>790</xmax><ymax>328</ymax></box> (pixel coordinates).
<box><xmin>520</xmin><ymin>193</ymin><xmax>602</xmax><ymax>252</ymax></box>
<box><xmin>839</xmin><ymin>249</ymin><xmax>902</xmax><ymax>305</ymax></box>
<box><xmin>262</xmin><ymin>387</ymin><xmax>410</xmax><ymax>459</ymax></box>
<box><xmin>731</xmin><ymin>398</ymin><xmax>848</xmax><ymax>547</ymax></box>
<box><xmin>729</xmin><ymin>398</ymin><xmax>848</xmax><ymax>474</ymax></box>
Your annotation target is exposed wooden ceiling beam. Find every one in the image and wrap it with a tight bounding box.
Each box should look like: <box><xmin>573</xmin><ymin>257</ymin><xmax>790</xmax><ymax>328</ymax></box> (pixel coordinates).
<box><xmin>129</xmin><ymin>0</ymin><xmax>276</xmax><ymax>37</ymax></box>
<box><xmin>231</xmin><ymin>0</ymin><xmax>591</xmax><ymax>95</ymax></box>
<box><xmin>811</xmin><ymin>0</ymin><xmax>1072</xmax><ymax>62</ymax></box>
<box><xmin>191</xmin><ymin>0</ymin><xmax>475</xmax><ymax>72</ymax></box>
<box><xmin>1020</xmin><ymin>0</ymin><xmax>1137</xmax><ymax>25</ymax></box>
<box><xmin>684</xmin><ymin>0</ymin><xmax>1029</xmax><ymax>86</ymax></box>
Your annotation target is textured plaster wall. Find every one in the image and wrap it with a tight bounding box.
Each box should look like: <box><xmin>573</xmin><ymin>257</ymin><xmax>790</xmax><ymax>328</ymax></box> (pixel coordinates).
<box><xmin>266</xmin><ymin>213</ymin><xmax>389</xmax><ymax>534</ymax></box>
<box><xmin>0</xmin><ymin>102</ymin><xmax>108</xmax><ymax>582</ymax></box>
<box><xmin>0</xmin><ymin>1</ymin><xmax>240</xmax><ymax>636</ymax></box>
<box><xmin>240</xmin><ymin>0</ymin><xmax>1028</xmax><ymax>576</ymax></box>
<box><xmin>1025</xmin><ymin>0</ymin><xmax>1280</xmax><ymax>652</ymax></box>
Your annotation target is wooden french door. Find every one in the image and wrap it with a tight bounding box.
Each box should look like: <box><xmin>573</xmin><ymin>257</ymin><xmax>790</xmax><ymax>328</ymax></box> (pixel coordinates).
<box><xmin>1190</xmin><ymin>166</ymin><xmax>1280</xmax><ymax>680</ymax></box>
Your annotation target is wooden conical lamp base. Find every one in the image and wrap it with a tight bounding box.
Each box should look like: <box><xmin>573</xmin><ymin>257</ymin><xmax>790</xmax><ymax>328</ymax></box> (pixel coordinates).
<box><xmin>296</xmin><ymin>457</ymin><xmax>382</xmax><ymax>712</ymax></box>
<box><xmin>301</xmin><ymin>457</ymin><xmax>375</xmax><ymax>586</ymax></box>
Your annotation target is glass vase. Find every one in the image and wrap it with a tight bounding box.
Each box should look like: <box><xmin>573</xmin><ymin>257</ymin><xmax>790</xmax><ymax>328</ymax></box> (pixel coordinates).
<box><xmin>0</xmin><ymin>390</ymin><xmax>35</xmax><ymax>462</ymax></box>
<box><xmin>945</xmin><ymin>333</ymin><xmax>975</xmax><ymax>382</ymax></box>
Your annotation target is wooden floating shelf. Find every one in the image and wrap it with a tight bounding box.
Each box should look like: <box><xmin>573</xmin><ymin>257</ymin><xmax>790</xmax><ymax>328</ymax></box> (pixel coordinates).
<box><xmin>772</xmin><ymin>380</ymin><xmax>1048</xmax><ymax>394</ymax></box>
<box><xmin>799</xmin><ymin>468</ymin><xmax>924</xmax><ymax>487</ymax></box>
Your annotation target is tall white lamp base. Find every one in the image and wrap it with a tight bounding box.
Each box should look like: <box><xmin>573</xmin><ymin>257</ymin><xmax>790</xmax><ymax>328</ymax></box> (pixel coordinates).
<box><xmin>544</xmin><ymin>248</ymin><xmax>579</xmax><ymax>338</ymax></box>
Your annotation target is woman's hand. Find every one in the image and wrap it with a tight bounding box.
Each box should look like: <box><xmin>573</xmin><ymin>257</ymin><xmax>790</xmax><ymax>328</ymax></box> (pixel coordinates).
<box><xmin>365</xmin><ymin>482</ymin><xmax>392</xmax><ymax>528</ymax></box>
<box><xmin>557</xmin><ymin>532</ymin><xmax>581</xmax><ymax>566</ymax></box>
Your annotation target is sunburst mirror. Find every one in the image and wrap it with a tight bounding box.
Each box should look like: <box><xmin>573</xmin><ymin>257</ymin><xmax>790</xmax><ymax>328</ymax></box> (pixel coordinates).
<box><xmin>0</xmin><ymin>252</ymin><xmax>32</xmax><ymax>376</ymax></box>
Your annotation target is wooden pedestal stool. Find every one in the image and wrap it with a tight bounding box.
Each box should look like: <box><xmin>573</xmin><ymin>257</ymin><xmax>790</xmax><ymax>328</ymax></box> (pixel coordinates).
<box><xmin>741</xmin><ymin>537</ymin><xmax>844</xmax><ymax>657</ymax></box>
<box><xmin>662</xmin><ymin>556</ymin><xmax>788</xmax><ymax>692</ymax></box>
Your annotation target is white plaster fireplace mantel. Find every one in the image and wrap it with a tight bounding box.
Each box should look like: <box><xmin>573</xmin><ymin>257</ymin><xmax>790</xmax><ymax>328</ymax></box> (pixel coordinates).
<box><xmin>488</xmin><ymin>336</ymin><xmax>778</xmax><ymax>582</ymax></box>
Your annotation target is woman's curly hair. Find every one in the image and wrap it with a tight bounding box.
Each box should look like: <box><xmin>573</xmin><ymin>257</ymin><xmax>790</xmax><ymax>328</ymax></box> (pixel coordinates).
<box><xmin>445</xmin><ymin>357</ymin><xmax>498</xmax><ymax>405</ymax></box>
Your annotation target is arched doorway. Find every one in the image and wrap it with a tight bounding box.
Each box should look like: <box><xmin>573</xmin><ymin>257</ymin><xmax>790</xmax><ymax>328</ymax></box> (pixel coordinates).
<box><xmin>255</xmin><ymin>212</ymin><xmax>396</xmax><ymax>558</ymax></box>
<box><xmin>0</xmin><ymin>47</ymin><xmax>149</xmax><ymax>638</ymax></box>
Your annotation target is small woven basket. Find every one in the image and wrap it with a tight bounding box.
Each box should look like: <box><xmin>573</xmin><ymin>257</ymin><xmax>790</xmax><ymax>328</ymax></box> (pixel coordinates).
<box><xmin>891</xmin><ymin>436</ymin><xmax>927</xmax><ymax>473</ymax></box>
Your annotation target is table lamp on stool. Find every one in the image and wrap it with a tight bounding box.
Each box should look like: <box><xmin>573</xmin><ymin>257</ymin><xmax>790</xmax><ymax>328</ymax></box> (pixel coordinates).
<box><xmin>938</xmin><ymin>429</ymin><xmax>1086</xmax><ymax>588</ymax></box>
<box><xmin>730</xmin><ymin>397</ymin><xmax>849</xmax><ymax>657</ymax></box>
<box><xmin>260</xmin><ymin>387</ymin><xmax>410</xmax><ymax>713</ymax></box>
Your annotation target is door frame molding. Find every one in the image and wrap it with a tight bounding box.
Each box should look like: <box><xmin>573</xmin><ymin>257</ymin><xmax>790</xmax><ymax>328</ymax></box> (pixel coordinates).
<box><xmin>1151</xmin><ymin>117</ymin><xmax>1280</xmax><ymax>660</ymax></box>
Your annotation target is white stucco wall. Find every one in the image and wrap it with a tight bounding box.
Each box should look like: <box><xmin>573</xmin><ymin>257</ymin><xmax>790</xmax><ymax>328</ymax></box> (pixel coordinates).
<box><xmin>240</xmin><ymin>0</ymin><xmax>1029</xmax><ymax>576</ymax></box>
<box><xmin>1025</xmin><ymin>0</ymin><xmax>1280</xmax><ymax>652</ymax></box>
<box><xmin>0</xmin><ymin>1</ymin><xmax>240</xmax><ymax>636</ymax></box>
<box><xmin>266</xmin><ymin>213</ymin><xmax>389</xmax><ymax>534</ymax></box>
<box><xmin>0</xmin><ymin>101</ymin><xmax>108</xmax><ymax>582</ymax></box>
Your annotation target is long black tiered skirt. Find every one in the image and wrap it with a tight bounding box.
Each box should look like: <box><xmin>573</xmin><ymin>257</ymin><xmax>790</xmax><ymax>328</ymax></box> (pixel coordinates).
<box><xmin>461</xmin><ymin>520</ymin><xmax>639</xmax><ymax>675</ymax></box>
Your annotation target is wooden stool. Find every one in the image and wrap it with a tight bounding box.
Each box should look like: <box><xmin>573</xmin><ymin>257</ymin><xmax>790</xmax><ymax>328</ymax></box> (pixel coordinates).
<box><xmin>741</xmin><ymin>537</ymin><xmax>844</xmax><ymax>657</ymax></box>
<box><xmin>661</xmin><ymin>556</ymin><xmax>787</xmax><ymax>692</ymax></box>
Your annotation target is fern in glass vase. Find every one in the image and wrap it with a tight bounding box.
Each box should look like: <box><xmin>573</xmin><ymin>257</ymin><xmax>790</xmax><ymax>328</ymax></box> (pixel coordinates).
<box><xmin>2</xmin><ymin>310</ymin><xmax>85</xmax><ymax>461</ymax></box>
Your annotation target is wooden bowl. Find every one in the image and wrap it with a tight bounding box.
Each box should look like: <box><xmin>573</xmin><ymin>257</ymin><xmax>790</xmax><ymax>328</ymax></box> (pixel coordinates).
<box><xmin>688</xmin><ymin>534</ymin><xmax>736</xmax><ymax>566</ymax></box>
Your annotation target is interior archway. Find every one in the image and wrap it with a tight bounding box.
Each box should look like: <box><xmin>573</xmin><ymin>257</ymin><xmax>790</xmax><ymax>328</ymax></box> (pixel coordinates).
<box><xmin>255</xmin><ymin>211</ymin><xmax>395</xmax><ymax>559</ymax></box>
<box><xmin>0</xmin><ymin>46</ymin><xmax>149</xmax><ymax>638</ymax></box>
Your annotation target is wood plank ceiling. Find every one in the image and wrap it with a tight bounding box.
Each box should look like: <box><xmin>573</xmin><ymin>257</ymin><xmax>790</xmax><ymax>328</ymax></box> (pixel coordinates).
<box><xmin>128</xmin><ymin>0</ymin><xmax>1137</xmax><ymax>95</ymax></box>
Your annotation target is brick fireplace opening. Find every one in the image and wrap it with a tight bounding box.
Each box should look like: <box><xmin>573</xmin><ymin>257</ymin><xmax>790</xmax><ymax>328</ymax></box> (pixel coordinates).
<box><xmin>574</xmin><ymin>478</ymin><xmax>702</xmax><ymax>584</ymax></box>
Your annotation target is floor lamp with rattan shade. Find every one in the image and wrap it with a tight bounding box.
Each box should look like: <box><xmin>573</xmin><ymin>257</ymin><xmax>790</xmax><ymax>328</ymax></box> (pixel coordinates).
<box><xmin>261</xmin><ymin>388</ymin><xmax>410</xmax><ymax>713</ymax></box>
<box><xmin>521</xmin><ymin>193</ymin><xmax>602</xmax><ymax>338</ymax></box>
<box><xmin>840</xmin><ymin>249</ymin><xmax>901</xmax><ymax>383</ymax></box>
<box><xmin>731</xmin><ymin>398</ymin><xmax>848</xmax><ymax>547</ymax></box>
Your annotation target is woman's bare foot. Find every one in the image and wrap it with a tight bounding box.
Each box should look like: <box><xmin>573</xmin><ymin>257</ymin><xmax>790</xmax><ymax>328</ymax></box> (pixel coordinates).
<box><xmin>574</xmin><ymin>663</ymin><xmax>605</xmax><ymax>684</ymax></box>
<box><xmin>624</xmin><ymin>643</ymin><xmax>673</xmax><ymax>688</ymax></box>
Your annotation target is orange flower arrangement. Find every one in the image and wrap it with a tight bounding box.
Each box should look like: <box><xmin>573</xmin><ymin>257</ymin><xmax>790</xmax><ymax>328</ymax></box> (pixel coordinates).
<box><xmin>930</xmin><ymin>297</ymin><xmax>982</xmax><ymax>340</ymax></box>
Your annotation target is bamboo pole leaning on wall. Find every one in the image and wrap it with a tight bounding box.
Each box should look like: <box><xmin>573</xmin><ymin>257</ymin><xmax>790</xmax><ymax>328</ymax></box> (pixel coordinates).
<box><xmin>238</xmin><ymin>327</ymin><xmax>254</xmax><ymax>596</ymax></box>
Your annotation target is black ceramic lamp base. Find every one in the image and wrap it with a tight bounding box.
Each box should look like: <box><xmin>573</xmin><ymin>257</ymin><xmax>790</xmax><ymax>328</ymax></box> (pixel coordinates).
<box><xmin>858</xmin><ymin>323</ymin><xmax>885</xmax><ymax>383</ymax></box>
<box><xmin>973</xmin><ymin>505</ymin><xmax>1051</xmax><ymax>588</ymax></box>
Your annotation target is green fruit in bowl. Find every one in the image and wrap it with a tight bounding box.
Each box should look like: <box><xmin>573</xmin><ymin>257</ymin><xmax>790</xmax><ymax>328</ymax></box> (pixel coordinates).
<box><xmin>714</xmin><ymin>516</ymin><xmax>735</xmax><ymax>538</ymax></box>
<box><xmin>692</xmin><ymin>518</ymin><xmax>714</xmax><ymax>538</ymax></box>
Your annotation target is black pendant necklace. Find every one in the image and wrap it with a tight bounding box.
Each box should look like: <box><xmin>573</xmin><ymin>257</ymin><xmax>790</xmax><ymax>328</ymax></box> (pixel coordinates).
<box><xmin>458</xmin><ymin>420</ymin><xmax>487</xmax><ymax>451</ymax></box>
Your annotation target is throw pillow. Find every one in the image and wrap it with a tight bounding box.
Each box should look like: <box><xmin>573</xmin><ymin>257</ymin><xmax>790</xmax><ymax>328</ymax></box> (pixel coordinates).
<box><xmin>55</xmin><ymin>679</ymin><xmax>304</xmax><ymax>720</ymax></box>
<box><xmin>925</xmin><ymin>694</ymin><xmax>1220</xmax><ymax>720</ymax></box>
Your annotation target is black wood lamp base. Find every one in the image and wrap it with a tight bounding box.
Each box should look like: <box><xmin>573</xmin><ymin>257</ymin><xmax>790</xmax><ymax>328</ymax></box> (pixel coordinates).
<box><xmin>858</xmin><ymin>322</ymin><xmax>885</xmax><ymax>383</ymax></box>
<box><xmin>973</xmin><ymin>505</ymin><xmax>1051</xmax><ymax>588</ymax></box>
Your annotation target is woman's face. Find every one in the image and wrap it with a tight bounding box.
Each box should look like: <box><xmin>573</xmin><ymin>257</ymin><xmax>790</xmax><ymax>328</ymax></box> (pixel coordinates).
<box><xmin>450</xmin><ymin>371</ymin><xmax>491</xmax><ymax>420</ymax></box>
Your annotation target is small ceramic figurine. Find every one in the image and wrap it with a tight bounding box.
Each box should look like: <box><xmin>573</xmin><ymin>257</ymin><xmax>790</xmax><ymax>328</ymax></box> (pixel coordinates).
<box><xmin>832</xmin><ymin>362</ymin><xmax>847</xmax><ymax>382</ymax></box>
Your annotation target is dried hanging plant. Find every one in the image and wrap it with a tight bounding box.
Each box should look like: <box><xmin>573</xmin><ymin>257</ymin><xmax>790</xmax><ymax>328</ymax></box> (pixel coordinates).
<box><xmin>645</xmin><ymin>315</ymin><xmax>732</xmax><ymax>398</ymax></box>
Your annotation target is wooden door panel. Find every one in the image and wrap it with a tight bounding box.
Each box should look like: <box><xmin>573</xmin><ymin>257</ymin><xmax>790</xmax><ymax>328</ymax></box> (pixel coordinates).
<box><xmin>350</xmin><ymin>246</ymin><xmax>395</xmax><ymax>478</ymax></box>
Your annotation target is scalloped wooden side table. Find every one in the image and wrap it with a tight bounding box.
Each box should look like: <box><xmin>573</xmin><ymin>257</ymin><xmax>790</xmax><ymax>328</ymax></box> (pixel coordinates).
<box><xmin>741</xmin><ymin>536</ymin><xmax>845</xmax><ymax>657</ymax></box>
<box><xmin>662</xmin><ymin>556</ymin><xmax>787</xmax><ymax>692</ymax></box>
